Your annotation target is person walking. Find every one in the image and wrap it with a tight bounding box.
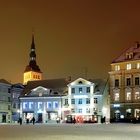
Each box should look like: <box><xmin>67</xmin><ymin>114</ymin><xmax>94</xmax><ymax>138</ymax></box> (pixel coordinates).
<box><xmin>32</xmin><ymin>117</ymin><xmax>35</xmax><ymax>125</ymax></box>
<box><xmin>19</xmin><ymin>117</ymin><xmax>22</xmax><ymax>125</ymax></box>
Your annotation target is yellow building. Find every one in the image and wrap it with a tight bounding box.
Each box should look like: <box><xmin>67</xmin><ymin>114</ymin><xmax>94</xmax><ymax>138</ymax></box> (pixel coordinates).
<box><xmin>109</xmin><ymin>42</ymin><xmax>140</xmax><ymax>122</ymax></box>
<box><xmin>23</xmin><ymin>35</ymin><xmax>42</xmax><ymax>85</ymax></box>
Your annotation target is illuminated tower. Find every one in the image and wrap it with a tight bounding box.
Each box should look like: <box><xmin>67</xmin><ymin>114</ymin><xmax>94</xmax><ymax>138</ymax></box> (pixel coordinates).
<box><xmin>23</xmin><ymin>35</ymin><xmax>42</xmax><ymax>85</ymax></box>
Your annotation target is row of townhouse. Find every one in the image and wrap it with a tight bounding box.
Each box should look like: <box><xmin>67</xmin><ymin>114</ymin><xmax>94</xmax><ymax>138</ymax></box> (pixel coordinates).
<box><xmin>19</xmin><ymin>78</ymin><xmax>110</xmax><ymax>124</ymax></box>
<box><xmin>0</xmin><ymin>79</ymin><xmax>24</xmax><ymax>123</ymax></box>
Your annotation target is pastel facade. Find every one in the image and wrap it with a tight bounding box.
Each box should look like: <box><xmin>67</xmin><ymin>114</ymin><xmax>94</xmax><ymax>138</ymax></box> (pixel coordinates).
<box><xmin>109</xmin><ymin>42</ymin><xmax>140</xmax><ymax>122</ymax></box>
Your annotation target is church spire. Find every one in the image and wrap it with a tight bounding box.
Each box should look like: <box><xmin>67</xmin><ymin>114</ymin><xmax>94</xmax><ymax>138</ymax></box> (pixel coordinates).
<box><xmin>24</xmin><ymin>34</ymin><xmax>41</xmax><ymax>73</ymax></box>
<box><xmin>23</xmin><ymin>34</ymin><xmax>42</xmax><ymax>85</ymax></box>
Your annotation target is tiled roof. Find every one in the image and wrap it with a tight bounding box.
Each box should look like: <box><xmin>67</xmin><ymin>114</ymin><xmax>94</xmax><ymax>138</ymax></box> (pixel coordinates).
<box><xmin>0</xmin><ymin>79</ymin><xmax>11</xmax><ymax>85</ymax></box>
<box><xmin>21</xmin><ymin>78</ymin><xmax>69</xmax><ymax>96</ymax></box>
<box><xmin>112</xmin><ymin>42</ymin><xmax>140</xmax><ymax>63</ymax></box>
<box><xmin>89</xmin><ymin>79</ymin><xmax>108</xmax><ymax>94</ymax></box>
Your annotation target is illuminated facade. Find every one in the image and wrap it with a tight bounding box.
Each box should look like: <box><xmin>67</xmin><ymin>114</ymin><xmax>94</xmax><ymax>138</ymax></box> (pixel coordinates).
<box><xmin>19</xmin><ymin>79</ymin><xmax>68</xmax><ymax>123</ymax></box>
<box><xmin>63</xmin><ymin>78</ymin><xmax>110</xmax><ymax>123</ymax></box>
<box><xmin>23</xmin><ymin>35</ymin><xmax>42</xmax><ymax>85</ymax></box>
<box><xmin>109</xmin><ymin>42</ymin><xmax>140</xmax><ymax>122</ymax></box>
<box><xmin>19</xmin><ymin>78</ymin><xmax>109</xmax><ymax>124</ymax></box>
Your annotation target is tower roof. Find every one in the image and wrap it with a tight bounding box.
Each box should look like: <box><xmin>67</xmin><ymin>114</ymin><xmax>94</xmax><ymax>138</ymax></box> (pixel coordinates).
<box><xmin>24</xmin><ymin>34</ymin><xmax>42</xmax><ymax>73</ymax></box>
<box><xmin>112</xmin><ymin>42</ymin><xmax>140</xmax><ymax>63</ymax></box>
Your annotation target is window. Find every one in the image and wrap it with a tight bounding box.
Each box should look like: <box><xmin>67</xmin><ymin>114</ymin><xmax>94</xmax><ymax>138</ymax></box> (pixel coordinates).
<box><xmin>78</xmin><ymin>109</ymin><xmax>82</xmax><ymax>113</ymax></box>
<box><xmin>86</xmin><ymin>87</ymin><xmax>90</xmax><ymax>93</ymax></box>
<box><xmin>115</xmin><ymin>65</ymin><xmax>120</xmax><ymax>71</ymax></box>
<box><xmin>8</xmin><ymin>88</ymin><xmax>11</xmax><ymax>93</ymax></box>
<box><xmin>126</xmin><ymin>78</ymin><xmax>131</xmax><ymax>86</ymax></box>
<box><xmin>71</xmin><ymin>88</ymin><xmax>75</xmax><ymax>94</ymax></box>
<box><xmin>126</xmin><ymin>63</ymin><xmax>131</xmax><ymax>70</ymax></box>
<box><xmin>79</xmin><ymin>88</ymin><xmax>82</xmax><ymax>93</ymax></box>
<box><xmin>13</xmin><ymin>103</ymin><xmax>16</xmax><ymax>108</ymax></box>
<box><xmin>126</xmin><ymin>109</ymin><xmax>131</xmax><ymax>117</ymax></box>
<box><xmin>78</xmin><ymin>99</ymin><xmax>82</xmax><ymax>104</ymax></box>
<box><xmin>23</xmin><ymin>102</ymin><xmax>28</xmax><ymax>109</ymax></box>
<box><xmin>47</xmin><ymin>102</ymin><xmax>52</xmax><ymax>109</ymax></box>
<box><xmin>38</xmin><ymin>102</ymin><xmax>43</xmax><ymax>110</ymax></box>
<box><xmin>53</xmin><ymin>101</ymin><xmax>58</xmax><ymax>108</ymax></box>
<box><xmin>115</xmin><ymin>79</ymin><xmax>119</xmax><ymax>87</ymax></box>
<box><xmin>29</xmin><ymin>102</ymin><xmax>34</xmax><ymax>109</ymax></box>
<box><xmin>137</xmin><ymin>63</ymin><xmax>140</xmax><ymax>69</ymax></box>
<box><xmin>135</xmin><ymin>92</ymin><xmax>140</xmax><ymax>100</ymax></box>
<box><xmin>64</xmin><ymin>99</ymin><xmax>68</xmax><ymax>105</ymax></box>
<box><xmin>94</xmin><ymin>98</ymin><xmax>98</xmax><ymax>104</ymax></box>
<box><xmin>8</xmin><ymin>105</ymin><xmax>10</xmax><ymax>110</ymax></box>
<box><xmin>135</xmin><ymin>77</ymin><xmax>139</xmax><ymax>85</ymax></box>
<box><xmin>86</xmin><ymin>108</ymin><xmax>90</xmax><ymax>113</ymax></box>
<box><xmin>71</xmin><ymin>99</ymin><xmax>75</xmax><ymax>104</ymax></box>
<box><xmin>86</xmin><ymin>98</ymin><xmax>90</xmax><ymax>104</ymax></box>
<box><xmin>71</xmin><ymin>108</ymin><xmax>75</xmax><ymax>113</ymax></box>
<box><xmin>126</xmin><ymin>92</ymin><xmax>131</xmax><ymax>101</ymax></box>
<box><xmin>114</xmin><ymin>93</ymin><xmax>119</xmax><ymax>101</ymax></box>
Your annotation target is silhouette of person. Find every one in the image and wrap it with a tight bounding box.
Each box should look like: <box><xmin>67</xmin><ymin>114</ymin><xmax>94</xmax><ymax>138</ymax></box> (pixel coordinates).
<box><xmin>32</xmin><ymin>117</ymin><xmax>35</xmax><ymax>125</ymax></box>
<box><xmin>19</xmin><ymin>117</ymin><xmax>22</xmax><ymax>125</ymax></box>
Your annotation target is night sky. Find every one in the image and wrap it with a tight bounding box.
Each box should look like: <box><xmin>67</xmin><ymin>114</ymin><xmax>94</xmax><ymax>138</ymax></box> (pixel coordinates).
<box><xmin>0</xmin><ymin>0</ymin><xmax>140</xmax><ymax>83</ymax></box>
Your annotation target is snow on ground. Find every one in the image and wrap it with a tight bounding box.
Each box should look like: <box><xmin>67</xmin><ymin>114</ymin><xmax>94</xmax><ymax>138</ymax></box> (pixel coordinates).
<box><xmin>0</xmin><ymin>123</ymin><xmax>140</xmax><ymax>140</ymax></box>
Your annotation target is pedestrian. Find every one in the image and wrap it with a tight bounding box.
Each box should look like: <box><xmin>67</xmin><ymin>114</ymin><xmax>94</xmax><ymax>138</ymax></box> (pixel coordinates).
<box><xmin>19</xmin><ymin>117</ymin><xmax>22</xmax><ymax>125</ymax></box>
<box><xmin>32</xmin><ymin>117</ymin><xmax>35</xmax><ymax>125</ymax></box>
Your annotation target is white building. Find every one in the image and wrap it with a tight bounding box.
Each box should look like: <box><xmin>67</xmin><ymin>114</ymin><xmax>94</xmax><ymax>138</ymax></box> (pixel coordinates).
<box><xmin>63</xmin><ymin>78</ymin><xmax>110</xmax><ymax>123</ymax></box>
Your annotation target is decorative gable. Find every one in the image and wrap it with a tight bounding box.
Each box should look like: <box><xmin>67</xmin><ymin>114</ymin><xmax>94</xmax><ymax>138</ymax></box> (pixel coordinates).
<box><xmin>30</xmin><ymin>86</ymin><xmax>50</xmax><ymax>97</ymax></box>
<box><xmin>68</xmin><ymin>78</ymin><xmax>93</xmax><ymax>86</ymax></box>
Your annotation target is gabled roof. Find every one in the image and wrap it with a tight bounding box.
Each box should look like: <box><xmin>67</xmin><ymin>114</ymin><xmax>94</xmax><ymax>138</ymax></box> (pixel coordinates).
<box><xmin>0</xmin><ymin>79</ymin><xmax>11</xmax><ymax>85</ymax></box>
<box><xmin>68</xmin><ymin>77</ymin><xmax>93</xmax><ymax>86</ymax></box>
<box><xmin>21</xmin><ymin>78</ymin><xmax>69</xmax><ymax>96</ymax></box>
<box><xmin>89</xmin><ymin>79</ymin><xmax>108</xmax><ymax>94</ymax></box>
<box><xmin>112</xmin><ymin>42</ymin><xmax>140</xmax><ymax>63</ymax></box>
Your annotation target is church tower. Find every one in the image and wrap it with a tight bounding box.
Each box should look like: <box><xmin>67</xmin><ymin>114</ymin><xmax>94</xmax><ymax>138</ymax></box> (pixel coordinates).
<box><xmin>23</xmin><ymin>34</ymin><xmax>42</xmax><ymax>85</ymax></box>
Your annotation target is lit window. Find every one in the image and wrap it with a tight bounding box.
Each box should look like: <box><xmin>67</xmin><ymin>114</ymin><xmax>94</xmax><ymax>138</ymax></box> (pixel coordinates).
<box><xmin>47</xmin><ymin>102</ymin><xmax>52</xmax><ymax>109</ymax></box>
<box><xmin>79</xmin><ymin>88</ymin><xmax>82</xmax><ymax>93</ymax></box>
<box><xmin>29</xmin><ymin>102</ymin><xmax>34</xmax><ymax>109</ymax></box>
<box><xmin>38</xmin><ymin>102</ymin><xmax>43</xmax><ymax>110</ymax></box>
<box><xmin>135</xmin><ymin>92</ymin><xmax>140</xmax><ymax>100</ymax></box>
<box><xmin>115</xmin><ymin>65</ymin><xmax>120</xmax><ymax>71</ymax></box>
<box><xmin>126</xmin><ymin>109</ymin><xmax>131</xmax><ymax>117</ymax></box>
<box><xmin>53</xmin><ymin>101</ymin><xmax>58</xmax><ymax>108</ymax></box>
<box><xmin>126</xmin><ymin>92</ymin><xmax>131</xmax><ymax>101</ymax></box>
<box><xmin>126</xmin><ymin>63</ymin><xmax>131</xmax><ymax>70</ymax></box>
<box><xmin>137</xmin><ymin>63</ymin><xmax>140</xmax><ymax>69</ymax></box>
<box><xmin>114</xmin><ymin>93</ymin><xmax>119</xmax><ymax>101</ymax></box>
<box><xmin>23</xmin><ymin>102</ymin><xmax>28</xmax><ymax>109</ymax></box>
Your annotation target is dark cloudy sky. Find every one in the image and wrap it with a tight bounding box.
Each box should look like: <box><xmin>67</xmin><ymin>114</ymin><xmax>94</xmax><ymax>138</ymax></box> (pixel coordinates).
<box><xmin>0</xmin><ymin>0</ymin><xmax>140</xmax><ymax>83</ymax></box>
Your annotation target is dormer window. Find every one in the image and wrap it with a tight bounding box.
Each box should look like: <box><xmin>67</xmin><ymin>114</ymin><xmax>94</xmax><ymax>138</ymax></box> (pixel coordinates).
<box><xmin>126</xmin><ymin>52</ymin><xmax>133</xmax><ymax>60</ymax></box>
<box><xmin>126</xmin><ymin>63</ymin><xmax>131</xmax><ymax>70</ymax></box>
